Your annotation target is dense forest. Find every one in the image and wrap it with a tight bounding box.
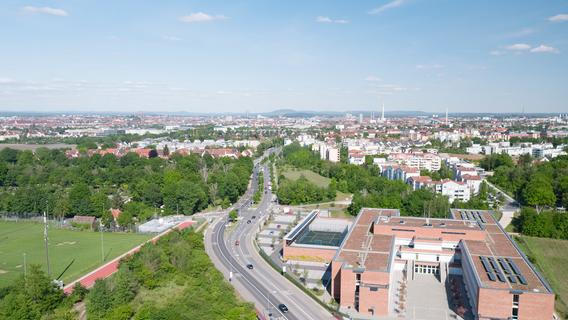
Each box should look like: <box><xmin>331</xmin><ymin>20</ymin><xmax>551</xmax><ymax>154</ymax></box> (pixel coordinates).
<box><xmin>0</xmin><ymin>147</ymin><xmax>252</xmax><ymax>226</ymax></box>
<box><xmin>0</xmin><ymin>230</ymin><xmax>256</xmax><ymax>320</ymax></box>
<box><xmin>277</xmin><ymin>143</ymin><xmax>487</xmax><ymax>217</ymax></box>
<box><xmin>481</xmin><ymin>153</ymin><xmax>568</xmax><ymax>209</ymax></box>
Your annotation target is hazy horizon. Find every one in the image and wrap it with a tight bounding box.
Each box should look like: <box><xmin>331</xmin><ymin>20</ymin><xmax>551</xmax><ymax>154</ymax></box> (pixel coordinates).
<box><xmin>1</xmin><ymin>0</ymin><xmax>567</xmax><ymax>113</ymax></box>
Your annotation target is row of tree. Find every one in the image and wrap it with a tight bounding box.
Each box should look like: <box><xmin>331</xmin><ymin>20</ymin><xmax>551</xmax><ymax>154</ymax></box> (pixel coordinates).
<box><xmin>481</xmin><ymin>153</ymin><xmax>568</xmax><ymax>210</ymax></box>
<box><xmin>513</xmin><ymin>207</ymin><xmax>568</xmax><ymax>239</ymax></box>
<box><xmin>0</xmin><ymin>147</ymin><xmax>253</xmax><ymax>226</ymax></box>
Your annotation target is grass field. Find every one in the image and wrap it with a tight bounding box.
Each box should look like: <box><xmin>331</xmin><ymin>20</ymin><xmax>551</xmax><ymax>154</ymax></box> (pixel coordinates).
<box><xmin>515</xmin><ymin>236</ymin><xmax>568</xmax><ymax>318</ymax></box>
<box><xmin>0</xmin><ymin>221</ymin><xmax>151</xmax><ymax>288</ymax></box>
<box><xmin>281</xmin><ymin>167</ymin><xmax>352</xmax><ymax>202</ymax></box>
<box><xmin>281</xmin><ymin>167</ymin><xmax>331</xmax><ymax>188</ymax></box>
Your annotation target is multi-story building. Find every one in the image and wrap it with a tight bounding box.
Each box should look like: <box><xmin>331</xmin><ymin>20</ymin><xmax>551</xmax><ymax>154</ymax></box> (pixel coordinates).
<box><xmin>388</xmin><ymin>152</ymin><xmax>441</xmax><ymax>171</ymax></box>
<box><xmin>328</xmin><ymin>208</ymin><xmax>555</xmax><ymax>320</ymax></box>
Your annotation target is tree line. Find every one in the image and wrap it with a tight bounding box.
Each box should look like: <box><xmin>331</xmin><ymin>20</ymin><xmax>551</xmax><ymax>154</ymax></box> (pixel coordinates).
<box><xmin>0</xmin><ymin>147</ymin><xmax>252</xmax><ymax>227</ymax></box>
<box><xmin>481</xmin><ymin>153</ymin><xmax>567</xmax><ymax>210</ymax></box>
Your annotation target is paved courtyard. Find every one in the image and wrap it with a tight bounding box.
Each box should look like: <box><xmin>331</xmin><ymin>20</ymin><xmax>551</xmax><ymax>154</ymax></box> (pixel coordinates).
<box><xmin>405</xmin><ymin>274</ymin><xmax>463</xmax><ymax>320</ymax></box>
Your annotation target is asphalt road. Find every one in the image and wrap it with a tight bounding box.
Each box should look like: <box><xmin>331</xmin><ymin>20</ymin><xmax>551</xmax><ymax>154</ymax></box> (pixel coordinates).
<box><xmin>206</xmin><ymin>153</ymin><xmax>334</xmax><ymax>320</ymax></box>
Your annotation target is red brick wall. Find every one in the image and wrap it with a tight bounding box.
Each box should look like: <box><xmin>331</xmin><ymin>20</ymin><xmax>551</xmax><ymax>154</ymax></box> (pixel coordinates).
<box><xmin>339</xmin><ymin>269</ymin><xmax>356</xmax><ymax>309</ymax></box>
<box><xmin>477</xmin><ymin>288</ymin><xmax>513</xmax><ymax>319</ymax></box>
<box><xmin>331</xmin><ymin>261</ymin><xmax>342</xmax><ymax>300</ymax></box>
<box><xmin>518</xmin><ymin>291</ymin><xmax>555</xmax><ymax>320</ymax></box>
<box><xmin>358</xmin><ymin>270</ymin><xmax>390</xmax><ymax>316</ymax></box>
<box><xmin>477</xmin><ymin>288</ymin><xmax>554</xmax><ymax>320</ymax></box>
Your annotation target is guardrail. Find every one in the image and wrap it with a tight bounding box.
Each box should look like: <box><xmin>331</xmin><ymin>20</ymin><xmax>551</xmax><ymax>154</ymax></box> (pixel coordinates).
<box><xmin>253</xmin><ymin>239</ymin><xmax>348</xmax><ymax>319</ymax></box>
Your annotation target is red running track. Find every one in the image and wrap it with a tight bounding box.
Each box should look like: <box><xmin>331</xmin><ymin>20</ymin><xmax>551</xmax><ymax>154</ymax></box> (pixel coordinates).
<box><xmin>63</xmin><ymin>220</ymin><xmax>195</xmax><ymax>294</ymax></box>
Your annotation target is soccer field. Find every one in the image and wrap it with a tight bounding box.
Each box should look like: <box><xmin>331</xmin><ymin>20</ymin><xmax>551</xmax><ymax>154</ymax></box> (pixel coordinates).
<box><xmin>0</xmin><ymin>221</ymin><xmax>151</xmax><ymax>288</ymax></box>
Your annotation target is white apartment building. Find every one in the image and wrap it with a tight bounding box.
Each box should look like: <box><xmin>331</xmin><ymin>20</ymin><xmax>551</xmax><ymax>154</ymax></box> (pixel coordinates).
<box><xmin>388</xmin><ymin>152</ymin><xmax>442</xmax><ymax>171</ymax></box>
<box><xmin>433</xmin><ymin>179</ymin><xmax>471</xmax><ymax>202</ymax></box>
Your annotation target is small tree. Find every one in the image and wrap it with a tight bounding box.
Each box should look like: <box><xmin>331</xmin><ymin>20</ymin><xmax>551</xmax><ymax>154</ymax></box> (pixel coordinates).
<box><xmin>229</xmin><ymin>209</ymin><xmax>238</xmax><ymax>221</ymax></box>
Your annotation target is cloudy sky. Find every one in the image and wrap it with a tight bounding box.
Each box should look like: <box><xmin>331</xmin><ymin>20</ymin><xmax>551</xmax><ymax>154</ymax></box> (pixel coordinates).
<box><xmin>0</xmin><ymin>0</ymin><xmax>567</xmax><ymax>113</ymax></box>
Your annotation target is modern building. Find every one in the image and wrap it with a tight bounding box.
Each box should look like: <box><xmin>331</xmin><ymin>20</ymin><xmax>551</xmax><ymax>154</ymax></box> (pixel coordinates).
<box><xmin>326</xmin><ymin>208</ymin><xmax>554</xmax><ymax>320</ymax></box>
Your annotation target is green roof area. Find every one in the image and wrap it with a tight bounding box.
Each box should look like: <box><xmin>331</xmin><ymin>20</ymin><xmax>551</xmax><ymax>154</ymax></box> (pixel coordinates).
<box><xmin>295</xmin><ymin>230</ymin><xmax>345</xmax><ymax>247</ymax></box>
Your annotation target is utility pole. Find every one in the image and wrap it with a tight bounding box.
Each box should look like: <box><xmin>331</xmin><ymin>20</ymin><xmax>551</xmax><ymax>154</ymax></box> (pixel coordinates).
<box><xmin>100</xmin><ymin>220</ymin><xmax>105</xmax><ymax>263</ymax></box>
<box><xmin>43</xmin><ymin>211</ymin><xmax>51</xmax><ymax>277</ymax></box>
<box><xmin>23</xmin><ymin>253</ymin><xmax>27</xmax><ymax>281</ymax></box>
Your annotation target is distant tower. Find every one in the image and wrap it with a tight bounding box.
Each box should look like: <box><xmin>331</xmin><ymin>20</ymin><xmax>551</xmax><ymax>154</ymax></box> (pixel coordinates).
<box><xmin>445</xmin><ymin>107</ymin><xmax>448</xmax><ymax>126</ymax></box>
<box><xmin>359</xmin><ymin>113</ymin><xmax>363</xmax><ymax>124</ymax></box>
<box><xmin>381</xmin><ymin>102</ymin><xmax>385</xmax><ymax>122</ymax></box>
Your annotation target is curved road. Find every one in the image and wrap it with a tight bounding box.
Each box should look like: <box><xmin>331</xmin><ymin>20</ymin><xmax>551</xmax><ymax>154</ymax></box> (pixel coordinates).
<box><xmin>205</xmin><ymin>156</ymin><xmax>334</xmax><ymax>320</ymax></box>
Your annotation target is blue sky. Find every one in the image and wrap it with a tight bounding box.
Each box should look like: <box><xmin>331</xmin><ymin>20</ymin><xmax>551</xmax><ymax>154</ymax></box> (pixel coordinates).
<box><xmin>0</xmin><ymin>0</ymin><xmax>567</xmax><ymax>113</ymax></box>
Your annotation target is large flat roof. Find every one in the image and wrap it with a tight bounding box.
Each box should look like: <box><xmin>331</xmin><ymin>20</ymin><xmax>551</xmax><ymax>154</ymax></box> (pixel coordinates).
<box><xmin>334</xmin><ymin>208</ymin><xmax>396</xmax><ymax>272</ymax></box>
<box><xmin>458</xmin><ymin>210</ymin><xmax>552</xmax><ymax>293</ymax></box>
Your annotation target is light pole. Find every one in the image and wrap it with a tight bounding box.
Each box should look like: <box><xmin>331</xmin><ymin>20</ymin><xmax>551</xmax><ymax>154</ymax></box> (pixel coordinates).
<box><xmin>43</xmin><ymin>211</ymin><xmax>51</xmax><ymax>277</ymax></box>
<box><xmin>100</xmin><ymin>220</ymin><xmax>105</xmax><ymax>263</ymax></box>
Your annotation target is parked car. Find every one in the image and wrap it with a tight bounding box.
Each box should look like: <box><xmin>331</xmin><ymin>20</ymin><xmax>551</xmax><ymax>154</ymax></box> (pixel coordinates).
<box><xmin>235</xmin><ymin>240</ymin><xmax>239</xmax><ymax>246</ymax></box>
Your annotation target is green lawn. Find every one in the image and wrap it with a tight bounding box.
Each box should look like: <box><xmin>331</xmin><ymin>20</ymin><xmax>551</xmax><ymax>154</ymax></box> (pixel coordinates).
<box><xmin>281</xmin><ymin>167</ymin><xmax>331</xmax><ymax>188</ymax></box>
<box><xmin>280</xmin><ymin>167</ymin><xmax>352</xmax><ymax>202</ymax></box>
<box><xmin>515</xmin><ymin>236</ymin><xmax>568</xmax><ymax>318</ymax></box>
<box><xmin>0</xmin><ymin>221</ymin><xmax>151</xmax><ymax>288</ymax></box>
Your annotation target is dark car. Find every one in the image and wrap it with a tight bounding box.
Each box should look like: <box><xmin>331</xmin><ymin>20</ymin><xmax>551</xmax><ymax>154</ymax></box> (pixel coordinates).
<box><xmin>234</xmin><ymin>240</ymin><xmax>239</xmax><ymax>246</ymax></box>
<box><xmin>247</xmin><ymin>220</ymin><xmax>251</xmax><ymax>224</ymax></box>
<box><xmin>251</xmin><ymin>215</ymin><xmax>256</xmax><ymax>219</ymax></box>
<box><xmin>246</xmin><ymin>264</ymin><xmax>254</xmax><ymax>270</ymax></box>
<box><xmin>278</xmin><ymin>304</ymin><xmax>288</xmax><ymax>313</ymax></box>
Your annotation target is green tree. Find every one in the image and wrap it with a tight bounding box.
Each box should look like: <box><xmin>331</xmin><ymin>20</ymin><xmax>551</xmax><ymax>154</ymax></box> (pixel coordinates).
<box><xmin>522</xmin><ymin>174</ymin><xmax>556</xmax><ymax>212</ymax></box>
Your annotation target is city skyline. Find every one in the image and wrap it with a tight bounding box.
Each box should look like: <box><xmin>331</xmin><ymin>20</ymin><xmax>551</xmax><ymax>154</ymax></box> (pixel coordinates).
<box><xmin>0</xmin><ymin>0</ymin><xmax>567</xmax><ymax>113</ymax></box>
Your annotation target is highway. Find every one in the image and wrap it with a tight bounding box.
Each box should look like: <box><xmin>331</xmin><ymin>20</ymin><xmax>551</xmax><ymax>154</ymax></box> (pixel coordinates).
<box><xmin>205</xmin><ymin>150</ymin><xmax>334</xmax><ymax>320</ymax></box>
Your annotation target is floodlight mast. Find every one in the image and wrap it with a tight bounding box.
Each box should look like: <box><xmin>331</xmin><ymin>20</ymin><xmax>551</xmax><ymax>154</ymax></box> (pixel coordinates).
<box><xmin>43</xmin><ymin>211</ymin><xmax>51</xmax><ymax>277</ymax></box>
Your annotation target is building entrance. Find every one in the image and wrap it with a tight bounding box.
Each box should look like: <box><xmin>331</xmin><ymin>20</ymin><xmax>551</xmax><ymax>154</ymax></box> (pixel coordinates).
<box><xmin>414</xmin><ymin>263</ymin><xmax>440</xmax><ymax>275</ymax></box>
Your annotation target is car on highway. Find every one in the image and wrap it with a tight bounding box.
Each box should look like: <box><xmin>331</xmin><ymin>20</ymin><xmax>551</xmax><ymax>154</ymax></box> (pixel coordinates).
<box><xmin>246</xmin><ymin>263</ymin><xmax>254</xmax><ymax>270</ymax></box>
<box><xmin>278</xmin><ymin>304</ymin><xmax>289</xmax><ymax>313</ymax></box>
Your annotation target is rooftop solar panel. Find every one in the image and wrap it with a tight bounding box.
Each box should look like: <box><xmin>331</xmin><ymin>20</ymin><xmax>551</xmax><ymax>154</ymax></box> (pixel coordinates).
<box><xmin>489</xmin><ymin>257</ymin><xmax>507</xmax><ymax>283</ymax></box>
<box><xmin>507</xmin><ymin>258</ymin><xmax>528</xmax><ymax>285</ymax></box>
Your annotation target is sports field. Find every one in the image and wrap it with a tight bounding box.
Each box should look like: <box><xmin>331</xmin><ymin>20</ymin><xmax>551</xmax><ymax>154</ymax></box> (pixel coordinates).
<box><xmin>515</xmin><ymin>236</ymin><xmax>568</xmax><ymax>318</ymax></box>
<box><xmin>296</xmin><ymin>230</ymin><xmax>345</xmax><ymax>247</ymax></box>
<box><xmin>0</xmin><ymin>221</ymin><xmax>151</xmax><ymax>288</ymax></box>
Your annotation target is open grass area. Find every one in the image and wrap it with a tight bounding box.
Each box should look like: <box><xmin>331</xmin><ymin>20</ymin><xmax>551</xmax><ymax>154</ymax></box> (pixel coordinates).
<box><xmin>0</xmin><ymin>221</ymin><xmax>151</xmax><ymax>288</ymax></box>
<box><xmin>281</xmin><ymin>167</ymin><xmax>331</xmax><ymax>188</ymax></box>
<box><xmin>281</xmin><ymin>166</ymin><xmax>353</xmax><ymax>203</ymax></box>
<box><xmin>514</xmin><ymin>236</ymin><xmax>568</xmax><ymax>318</ymax></box>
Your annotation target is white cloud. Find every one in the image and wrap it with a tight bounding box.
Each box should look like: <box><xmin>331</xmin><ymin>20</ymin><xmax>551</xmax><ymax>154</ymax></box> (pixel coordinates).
<box><xmin>548</xmin><ymin>14</ymin><xmax>568</xmax><ymax>22</ymax></box>
<box><xmin>369</xmin><ymin>0</ymin><xmax>405</xmax><ymax>14</ymax></box>
<box><xmin>315</xmin><ymin>16</ymin><xmax>349</xmax><ymax>24</ymax></box>
<box><xmin>416</xmin><ymin>64</ymin><xmax>444</xmax><ymax>70</ymax></box>
<box><xmin>0</xmin><ymin>78</ymin><xmax>16</xmax><ymax>85</ymax></box>
<box><xmin>365</xmin><ymin>75</ymin><xmax>382</xmax><ymax>82</ymax></box>
<box><xmin>530</xmin><ymin>44</ymin><xmax>559</xmax><ymax>54</ymax></box>
<box><xmin>22</xmin><ymin>6</ymin><xmax>68</xmax><ymax>17</ymax></box>
<box><xmin>179</xmin><ymin>12</ymin><xmax>227</xmax><ymax>23</ymax></box>
<box><xmin>506</xmin><ymin>43</ymin><xmax>531</xmax><ymax>51</ymax></box>
<box><xmin>490</xmin><ymin>50</ymin><xmax>505</xmax><ymax>56</ymax></box>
